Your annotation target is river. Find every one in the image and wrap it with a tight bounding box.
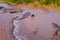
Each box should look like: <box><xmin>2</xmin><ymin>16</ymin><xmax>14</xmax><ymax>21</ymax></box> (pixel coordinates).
<box><xmin>0</xmin><ymin>3</ymin><xmax>60</xmax><ymax>40</ymax></box>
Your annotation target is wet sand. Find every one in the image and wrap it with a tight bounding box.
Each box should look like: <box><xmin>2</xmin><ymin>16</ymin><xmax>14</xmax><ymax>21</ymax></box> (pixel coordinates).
<box><xmin>0</xmin><ymin>6</ymin><xmax>60</xmax><ymax>40</ymax></box>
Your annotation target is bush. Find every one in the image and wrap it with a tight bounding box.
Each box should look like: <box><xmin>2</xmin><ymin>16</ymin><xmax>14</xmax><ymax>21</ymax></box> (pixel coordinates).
<box><xmin>0</xmin><ymin>6</ymin><xmax>4</xmax><ymax>9</ymax></box>
<box><xmin>0</xmin><ymin>0</ymin><xmax>60</xmax><ymax>6</ymax></box>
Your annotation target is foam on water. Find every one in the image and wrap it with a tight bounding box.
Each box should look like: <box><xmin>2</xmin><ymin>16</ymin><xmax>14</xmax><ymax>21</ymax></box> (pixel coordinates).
<box><xmin>13</xmin><ymin>12</ymin><xmax>31</xmax><ymax>40</ymax></box>
<box><xmin>13</xmin><ymin>17</ymin><xmax>27</xmax><ymax>40</ymax></box>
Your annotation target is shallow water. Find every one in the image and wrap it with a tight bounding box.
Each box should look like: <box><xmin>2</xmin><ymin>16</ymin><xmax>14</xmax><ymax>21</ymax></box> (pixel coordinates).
<box><xmin>11</xmin><ymin>7</ymin><xmax>60</xmax><ymax>40</ymax></box>
<box><xmin>0</xmin><ymin>3</ymin><xmax>60</xmax><ymax>40</ymax></box>
<box><xmin>0</xmin><ymin>2</ymin><xmax>10</xmax><ymax>8</ymax></box>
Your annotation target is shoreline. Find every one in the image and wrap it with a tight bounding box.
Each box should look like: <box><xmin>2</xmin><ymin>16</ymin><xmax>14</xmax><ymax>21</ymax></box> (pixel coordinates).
<box><xmin>17</xmin><ymin>4</ymin><xmax>60</xmax><ymax>11</ymax></box>
<box><xmin>0</xmin><ymin>2</ymin><xmax>60</xmax><ymax>12</ymax></box>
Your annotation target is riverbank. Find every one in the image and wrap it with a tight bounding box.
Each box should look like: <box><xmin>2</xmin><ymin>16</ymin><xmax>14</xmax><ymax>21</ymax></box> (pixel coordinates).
<box><xmin>18</xmin><ymin>4</ymin><xmax>60</xmax><ymax>13</ymax></box>
<box><xmin>0</xmin><ymin>2</ymin><xmax>60</xmax><ymax>12</ymax></box>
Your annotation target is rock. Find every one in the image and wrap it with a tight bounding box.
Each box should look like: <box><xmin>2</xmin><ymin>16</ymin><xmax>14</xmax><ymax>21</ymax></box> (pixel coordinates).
<box><xmin>31</xmin><ymin>14</ymin><xmax>35</xmax><ymax>17</ymax></box>
<box><xmin>23</xmin><ymin>12</ymin><xmax>31</xmax><ymax>18</ymax></box>
<box><xmin>52</xmin><ymin>29</ymin><xmax>60</xmax><ymax>40</ymax></box>
<box><xmin>2</xmin><ymin>8</ymin><xmax>23</xmax><ymax>13</ymax></box>
<box><xmin>18</xmin><ymin>12</ymin><xmax>31</xmax><ymax>20</ymax></box>
<box><xmin>52</xmin><ymin>23</ymin><xmax>60</xmax><ymax>29</ymax></box>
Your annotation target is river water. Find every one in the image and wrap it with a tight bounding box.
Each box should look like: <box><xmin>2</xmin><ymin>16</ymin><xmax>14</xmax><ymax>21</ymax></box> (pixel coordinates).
<box><xmin>0</xmin><ymin>3</ymin><xmax>60</xmax><ymax>40</ymax></box>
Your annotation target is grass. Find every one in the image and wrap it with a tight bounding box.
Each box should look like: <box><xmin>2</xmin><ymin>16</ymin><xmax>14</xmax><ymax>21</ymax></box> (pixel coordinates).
<box><xmin>0</xmin><ymin>0</ymin><xmax>60</xmax><ymax>8</ymax></box>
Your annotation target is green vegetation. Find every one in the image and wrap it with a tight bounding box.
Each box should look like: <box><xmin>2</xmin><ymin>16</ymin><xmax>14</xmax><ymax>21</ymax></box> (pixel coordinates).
<box><xmin>0</xmin><ymin>0</ymin><xmax>60</xmax><ymax>7</ymax></box>
<box><xmin>11</xmin><ymin>0</ymin><xmax>34</xmax><ymax>4</ymax></box>
<box><xmin>0</xmin><ymin>6</ymin><xmax>4</xmax><ymax>9</ymax></box>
